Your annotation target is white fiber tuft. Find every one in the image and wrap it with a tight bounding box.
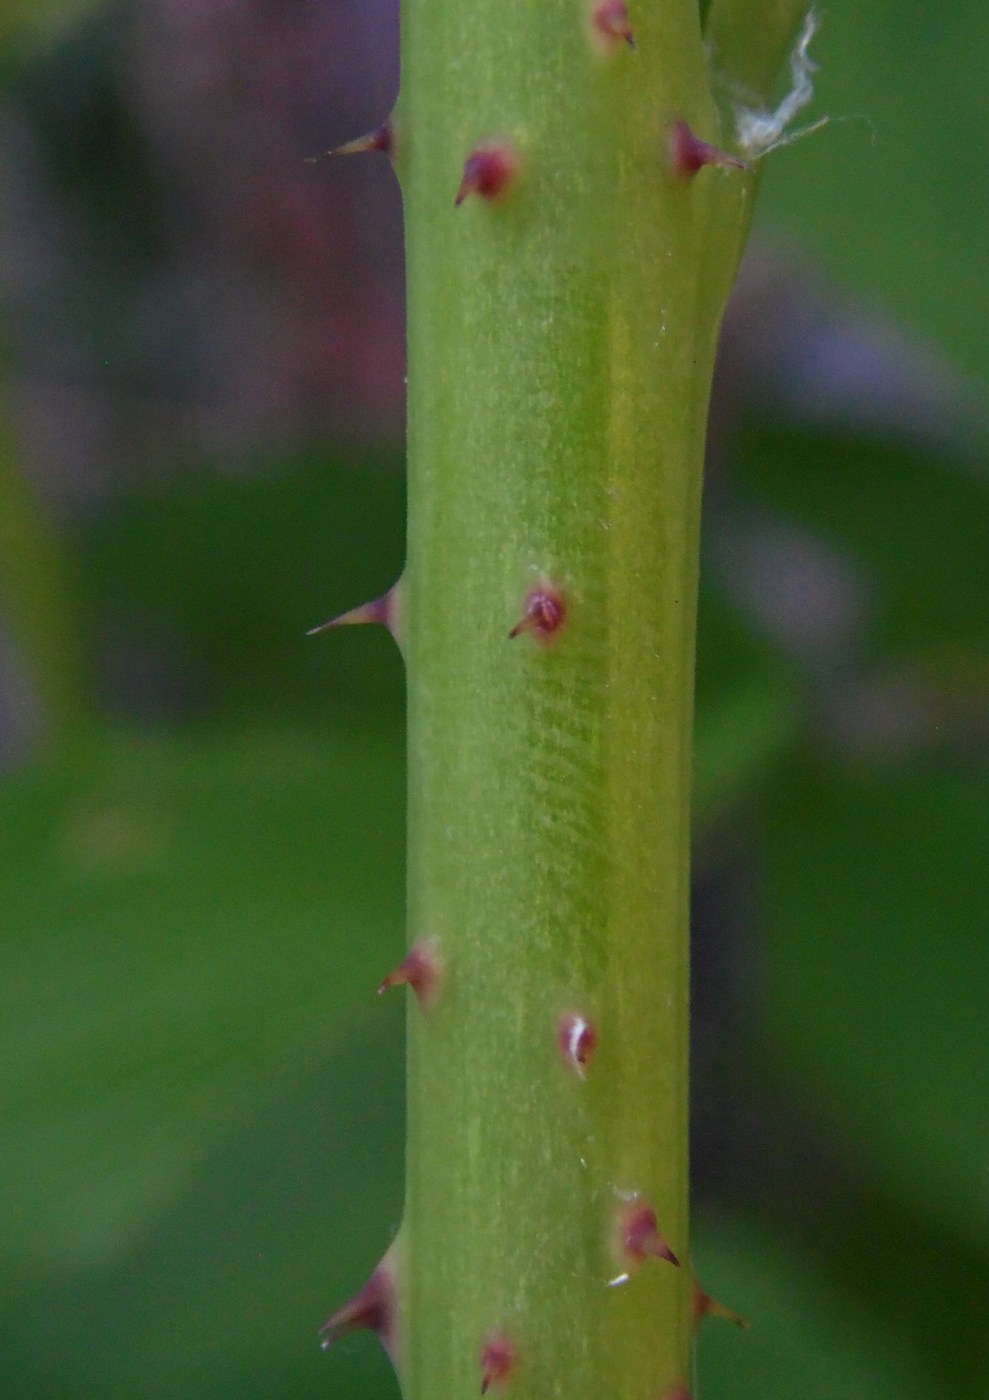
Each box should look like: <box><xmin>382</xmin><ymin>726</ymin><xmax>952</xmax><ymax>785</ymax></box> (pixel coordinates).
<box><xmin>734</xmin><ymin>9</ymin><xmax>827</xmax><ymax>159</ymax></box>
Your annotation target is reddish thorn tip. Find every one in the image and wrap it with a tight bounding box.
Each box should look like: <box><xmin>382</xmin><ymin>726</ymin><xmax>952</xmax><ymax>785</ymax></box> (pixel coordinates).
<box><xmin>480</xmin><ymin>1331</ymin><xmax>517</xmax><ymax>1394</ymax></box>
<box><xmin>509</xmin><ymin>584</ymin><xmax>567</xmax><ymax>643</ymax></box>
<box><xmin>308</xmin><ymin>122</ymin><xmax>394</xmax><ymax>163</ymax></box>
<box><xmin>308</xmin><ymin>579</ymin><xmax>403</xmax><ymax>643</ymax></box>
<box><xmin>668</xmin><ymin>120</ymin><xmax>748</xmax><ymax>179</ymax></box>
<box><xmin>693</xmin><ymin>1279</ymin><xmax>750</xmax><ymax>1332</ymax></box>
<box><xmin>558</xmin><ymin>1012</ymin><xmax>598</xmax><ymax>1078</ymax></box>
<box><xmin>320</xmin><ymin>1251</ymin><xmax>398</xmax><ymax>1362</ymax></box>
<box><xmin>377</xmin><ymin>938</ymin><xmax>443</xmax><ymax>1012</ymax></box>
<box><xmin>661</xmin><ymin>1389</ymin><xmax>693</xmax><ymax>1400</ymax></box>
<box><xmin>591</xmin><ymin>0</ymin><xmax>637</xmax><ymax>49</ymax></box>
<box><xmin>455</xmin><ymin>140</ymin><xmax>519</xmax><ymax>207</ymax></box>
<box><xmin>619</xmin><ymin>1203</ymin><xmax>680</xmax><ymax>1268</ymax></box>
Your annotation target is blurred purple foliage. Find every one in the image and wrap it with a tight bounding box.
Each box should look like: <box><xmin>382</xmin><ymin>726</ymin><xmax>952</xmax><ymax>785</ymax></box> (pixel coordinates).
<box><xmin>3</xmin><ymin>0</ymin><xmax>404</xmax><ymax>505</ymax></box>
<box><xmin>1</xmin><ymin>0</ymin><xmax>981</xmax><ymax>508</ymax></box>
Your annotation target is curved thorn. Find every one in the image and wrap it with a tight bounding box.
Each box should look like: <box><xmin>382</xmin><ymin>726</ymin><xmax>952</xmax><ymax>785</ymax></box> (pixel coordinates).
<box><xmin>693</xmin><ymin>1277</ymin><xmax>750</xmax><ymax>1331</ymax></box>
<box><xmin>591</xmin><ymin>0</ymin><xmax>637</xmax><ymax>50</ymax></box>
<box><xmin>508</xmin><ymin>583</ymin><xmax>567</xmax><ymax>643</ymax></box>
<box><xmin>378</xmin><ymin>938</ymin><xmax>444</xmax><ymax>1012</ymax></box>
<box><xmin>455</xmin><ymin>140</ymin><xmax>519</xmax><ymax>207</ymax></box>
<box><xmin>480</xmin><ymin>1330</ymin><xmax>517</xmax><ymax>1394</ymax></box>
<box><xmin>320</xmin><ymin>1243</ymin><xmax>401</xmax><ymax>1367</ymax></box>
<box><xmin>306</xmin><ymin>121</ymin><xmax>394</xmax><ymax>163</ymax></box>
<box><xmin>308</xmin><ymin>578</ymin><xmax>404</xmax><ymax>647</ymax></box>
<box><xmin>616</xmin><ymin>1201</ymin><xmax>680</xmax><ymax>1268</ymax></box>
<box><xmin>668</xmin><ymin>119</ymin><xmax>748</xmax><ymax>179</ymax></box>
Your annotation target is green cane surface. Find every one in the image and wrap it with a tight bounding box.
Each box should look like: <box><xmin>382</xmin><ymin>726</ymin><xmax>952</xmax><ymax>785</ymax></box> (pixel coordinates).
<box><xmin>398</xmin><ymin>2</ymin><xmax>803</xmax><ymax>1395</ymax></box>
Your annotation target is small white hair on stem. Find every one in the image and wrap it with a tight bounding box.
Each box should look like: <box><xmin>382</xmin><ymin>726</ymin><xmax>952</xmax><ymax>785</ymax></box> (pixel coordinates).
<box><xmin>733</xmin><ymin>9</ymin><xmax>828</xmax><ymax>159</ymax></box>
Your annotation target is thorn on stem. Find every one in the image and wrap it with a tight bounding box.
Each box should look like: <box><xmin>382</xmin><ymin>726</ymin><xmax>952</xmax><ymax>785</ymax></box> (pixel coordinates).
<box><xmin>558</xmin><ymin>1012</ymin><xmax>598</xmax><ymax>1078</ymax></box>
<box><xmin>693</xmin><ymin>1278</ymin><xmax>750</xmax><ymax>1332</ymax></box>
<box><xmin>590</xmin><ymin>0</ymin><xmax>637</xmax><ymax>51</ymax></box>
<box><xmin>306</xmin><ymin>121</ymin><xmax>394</xmax><ymax>163</ymax></box>
<box><xmin>508</xmin><ymin>584</ymin><xmax>566</xmax><ymax>643</ymax></box>
<box><xmin>455</xmin><ymin>140</ymin><xmax>519</xmax><ymax>206</ymax></box>
<box><xmin>667</xmin><ymin>120</ymin><xmax>748</xmax><ymax>179</ymax></box>
<box><xmin>307</xmin><ymin>578</ymin><xmax>403</xmax><ymax>646</ymax></box>
<box><xmin>378</xmin><ymin>938</ymin><xmax>443</xmax><ymax>1012</ymax></box>
<box><xmin>320</xmin><ymin>1245</ymin><xmax>400</xmax><ymax>1366</ymax></box>
<box><xmin>617</xmin><ymin>1202</ymin><xmax>680</xmax><ymax>1268</ymax></box>
<box><xmin>480</xmin><ymin>1331</ymin><xmax>517</xmax><ymax>1394</ymax></box>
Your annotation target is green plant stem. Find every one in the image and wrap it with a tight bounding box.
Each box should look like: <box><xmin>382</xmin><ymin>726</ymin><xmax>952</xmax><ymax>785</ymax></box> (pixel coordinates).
<box><xmin>396</xmin><ymin>3</ymin><xmax>784</xmax><ymax>1395</ymax></box>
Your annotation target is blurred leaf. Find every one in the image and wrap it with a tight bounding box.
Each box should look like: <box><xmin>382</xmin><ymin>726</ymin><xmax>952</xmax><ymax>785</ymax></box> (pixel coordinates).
<box><xmin>755</xmin><ymin>0</ymin><xmax>989</xmax><ymax>386</ymax></box>
<box><xmin>0</xmin><ymin>0</ymin><xmax>112</xmax><ymax>57</ymax></box>
<box><xmin>695</xmin><ymin>1213</ymin><xmax>929</xmax><ymax>1400</ymax></box>
<box><xmin>0</xmin><ymin>1013</ymin><xmax>403</xmax><ymax>1400</ymax></box>
<box><xmin>694</xmin><ymin>588</ymin><xmax>803</xmax><ymax>827</ymax></box>
<box><xmin>738</xmin><ymin>425</ymin><xmax>989</xmax><ymax>657</ymax></box>
<box><xmin>79</xmin><ymin>451</ymin><xmax>406</xmax><ymax>720</ymax></box>
<box><xmin>761</xmin><ymin>762</ymin><xmax>989</xmax><ymax>1246</ymax></box>
<box><xmin>0</xmin><ymin>718</ymin><xmax>404</xmax><ymax>1283</ymax></box>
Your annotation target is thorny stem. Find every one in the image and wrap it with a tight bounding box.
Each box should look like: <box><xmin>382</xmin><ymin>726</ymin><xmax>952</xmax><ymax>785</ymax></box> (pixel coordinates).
<box><xmin>327</xmin><ymin>2</ymin><xmax>811</xmax><ymax>1397</ymax></box>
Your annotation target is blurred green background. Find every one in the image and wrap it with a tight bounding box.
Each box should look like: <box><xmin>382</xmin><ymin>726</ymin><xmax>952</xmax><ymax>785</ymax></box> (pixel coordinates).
<box><xmin>1</xmin><ymin>2</ymin><xmax>986</xmax><ymax>1397</ymax></box>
